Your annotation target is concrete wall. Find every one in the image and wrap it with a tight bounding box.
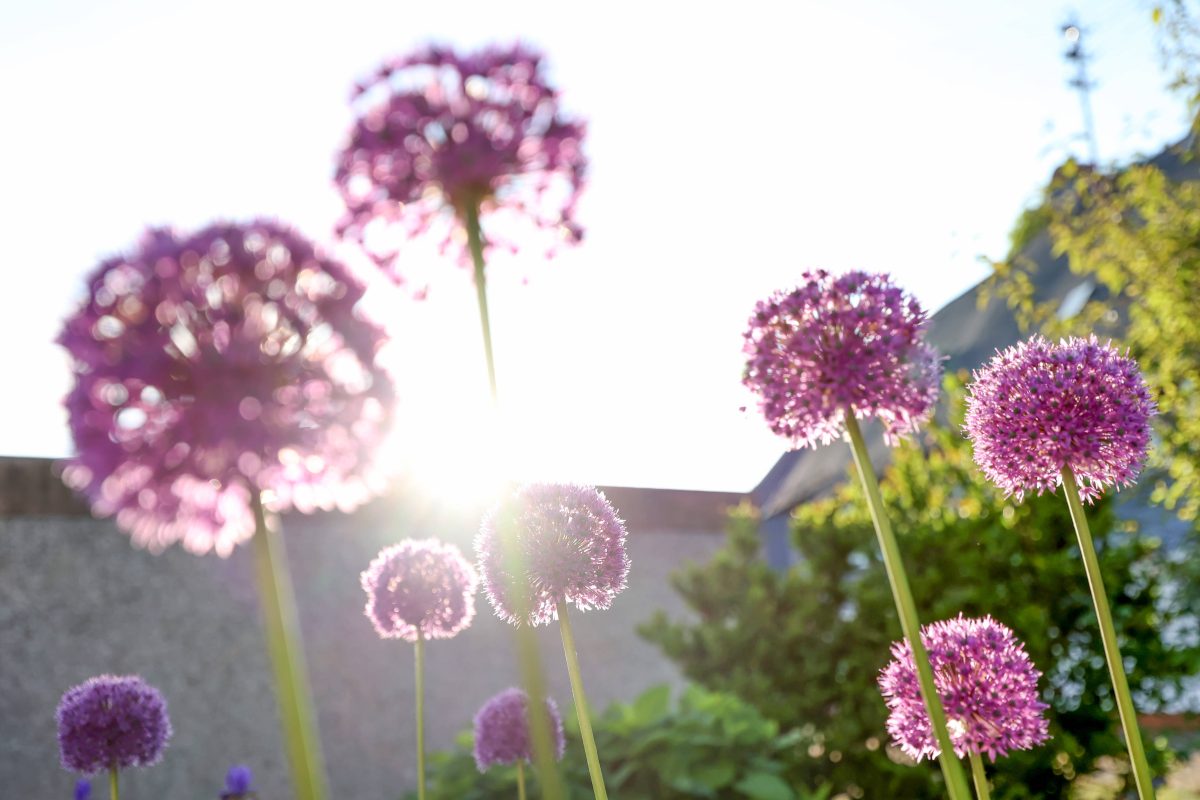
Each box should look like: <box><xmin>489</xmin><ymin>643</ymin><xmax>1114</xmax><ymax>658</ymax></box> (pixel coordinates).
<box><xmin>0</xmin><ymin>479</ymin><xmax>734</xmax><ymax>798</ymax></box>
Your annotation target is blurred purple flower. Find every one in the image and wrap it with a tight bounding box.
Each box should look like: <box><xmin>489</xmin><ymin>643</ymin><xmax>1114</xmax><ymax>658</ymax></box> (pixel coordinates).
<box><xmin>743</xmin><ymin>270</ymin><xmax>941</xmax><ymax>449</ymax></box>
<box><xmin>334</xmin><ymin>42</ymin><xmax>587</xmax><ymax>290</ymax></box>
<box><xmin>57</xmin><ymin>675</ymin><xmax>172</xmax><ymax>775</ymax></box>
<box><xmin>221</xmin><ymin>764</ymin><xmax>255</xmax><ymax>799</ymax></box>
<box><xmin>74</xmin><ymin>780</ymin><xmax>91</xmax><ymax>800</ymax></box>
<box><xmin>964</xmin><ymin>335</ymin><xmax>1155</xmax><ymax>502</ymax></box>
<box><xmin>473</xmin><ymin>688</ymin><xmax>565</xmax><ymax>771</ymax></box>
<box><xmin>361</xmin><ymin>538</ymin><xmax>478</xmax><ymax>642</ymax></box>
<box><xmin>477</xmin><ymin>484</ymin><xmax>629</xmax><ymax>626</ymax></box>
<box><xmin>878</xmin><ymin>615</ymin><xmax>1050</xmax><ymax>762</ymax></box>
<box><xmin>58</xmin><ymin>220</ymin><xmax>396</xmax><ymax>556</ymax></box>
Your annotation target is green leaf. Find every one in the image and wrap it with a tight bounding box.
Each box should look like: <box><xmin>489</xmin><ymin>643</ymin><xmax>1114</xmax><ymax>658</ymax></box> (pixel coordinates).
<box><xmin>630</xmin><ymin>683</ymin><xmax>671</xmax><ymax>723</ymax></box>
<box><xmin>735</xmin><ymin>772</ymin><xmax>795</xmax><ymax>800</ymax></box>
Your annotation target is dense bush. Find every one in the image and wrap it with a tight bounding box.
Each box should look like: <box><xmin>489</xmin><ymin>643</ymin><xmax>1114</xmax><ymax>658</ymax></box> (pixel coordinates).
<box><xmin>641</xmin><ymin>378</ymin><xmax>1200</xmax><ymax>799</ymax></box>
<box><xmin>411</xmin><ymin>684</ymin><xmax>829</xmax><ymax>800</ymax></box>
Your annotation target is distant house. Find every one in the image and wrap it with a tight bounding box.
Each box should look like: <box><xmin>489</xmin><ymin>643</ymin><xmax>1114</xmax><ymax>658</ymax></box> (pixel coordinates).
<box><xmin>750</xmin><ymin>138</ymin><xmax>1199</xmax><ymax>569</ymax></box>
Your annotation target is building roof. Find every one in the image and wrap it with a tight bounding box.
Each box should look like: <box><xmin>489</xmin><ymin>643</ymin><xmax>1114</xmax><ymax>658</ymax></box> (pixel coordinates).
<box><xmin>751</xmin><ymin>137</ymin><xmax>1198</xmax><ymax>521</ymax></box>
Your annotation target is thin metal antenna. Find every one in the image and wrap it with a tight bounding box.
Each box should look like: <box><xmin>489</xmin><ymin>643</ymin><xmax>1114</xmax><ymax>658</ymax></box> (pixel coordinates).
<box><xmin>1062</xmin><ymin>18</ymin><xmax>1100</xmax><ymax>164</ymax></box>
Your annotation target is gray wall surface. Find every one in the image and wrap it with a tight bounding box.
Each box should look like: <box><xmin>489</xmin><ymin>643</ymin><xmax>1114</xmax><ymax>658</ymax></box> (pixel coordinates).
<box><xmin>0</xmin><ymin>493</ymin><xmax>730</xmax><ymax>798</ymax></box>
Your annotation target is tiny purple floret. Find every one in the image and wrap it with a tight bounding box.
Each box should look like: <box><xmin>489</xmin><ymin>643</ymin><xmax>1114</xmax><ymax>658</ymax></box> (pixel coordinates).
<box><xmin>965</xmin><ymin>335</ymin><xmax>1155</xmax><ymax>502</ymax></box>
<box><xmin>477</xmin><ymin>483</ymin><xmax>629</xmax><ymax>626</ymax></box>
<box><xmin>473</xmin><ymin>688</ymin><xmax>565</xmax><ymax>771</ymax></box>
<box><xmin>74</xmin><ymin>780</ymin><xmax>91</xmax><ymax>800</ymax></box>
<box><xmin>743</xmin><ymin>270</ymin><xmax>942</xmax><ymax>449</ymax></box>
<box><xmin>878</xmin><ymin>615</ymin><xmax>1050</xmax><ymax>762</ymax></box>
<box><xmin>361</xmin><ymin>538</ymin><xmax>478</xmax><ymax>642</ymax></box>
<box><xmin>334</xmin><ymin>43</ymin><xmax>587</xmax><ymax>290</ymax></box>
<box><xmin>221</xmin><ymin>764</ymin><xmax>254</xmax><ymax>799</ymax></box>
<box><xmin>58</xmin><ymin>220</ymin><xmax>396</xmax><ymax>556</ymax></box>
<box><xmin>57</xmin><ymin>675</ymin><xmax>172</xmax><ymax>775</ymax></box>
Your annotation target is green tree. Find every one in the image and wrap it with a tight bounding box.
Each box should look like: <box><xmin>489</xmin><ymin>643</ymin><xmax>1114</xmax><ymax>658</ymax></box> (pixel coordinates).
<box><xmin>641</xmin><ymin>379</ymin><xmax>1199</xmax><ymax>799</ymax></box>
<box><xmin>986</xmin><ymin>153</ymin><xmax>1200</xmax><ymax>522</ymax></box>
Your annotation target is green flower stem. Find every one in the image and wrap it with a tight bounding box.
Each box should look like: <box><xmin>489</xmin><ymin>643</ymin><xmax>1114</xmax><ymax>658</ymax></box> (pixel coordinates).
<box><xmin>109</xmin><ymin>768</ymin><xmax>118</xmax><ymax>800</ymax></box>
<box><xmin>251</xmin><ymin>491</ymin><xmax>329</xmax><ymax>800</ymax></box>
<box><xmin>844</xmin><ymin>414</ymin><xmax>971</xmax><ymax>800</ymax></box>
<box><xmin>415</xmin><ymin>632</ymin><xmax>427</xmax><ymax>800</ymax></box>
<box><xmin>465</xmin><ymin>201</ymin><xmax>498</xmax><ymax>400</ymax></box>
<box><xmin>557</xmin><ymin>601</ymin><xmax>608</xmax><ymax>800</ymax></box>
<box><xmin>465</xmin><ymin>200</ymin><xmax>564</xmax><ymax>799</ymax></box>
<box><xmin>508</xmin><ymin>580</ymin><xmax>565</xmax><ymax>800</ymax></box>
<box><xmin>968</xmin><ymin>752</ymin><xmax>990</xmax><ymax>800</ymax></box>
<box><xmin>1061</xmin><ymin>467</ymin><xmax>1156</xmax><ymax>799</ymax></box>
<box><xmin>517</xmin><ymin>760</ymin><xmax>527</xmax><ymax>800</ymax></box>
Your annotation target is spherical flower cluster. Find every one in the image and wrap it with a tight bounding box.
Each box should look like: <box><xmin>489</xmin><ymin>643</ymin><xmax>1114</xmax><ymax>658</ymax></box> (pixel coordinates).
<box><xmin>473</xmin><ymin>688</ymin><xmax>565</xmax><ymax>771</ymax></box>
<box><xmin>361</xmin><ymin>538</ymin><xmax>478</xmax><ymax>642</ymax></box>
<box><xmin>878</xmin><ymin>615</ymin><xmax>1049</xmax><ymax>762</ymax></box>
<box><xmin>477</xmin><ymin>484</ymin><xmax>629</xmax><ymax>626</ymax></box>
<box><xmin>334</xmin><ymin>43</ymin><xmax>587</xmax><ymax>289</ymax></box>
<box><xmin>58</xmin><ymin>220</ymin><xmax>396</xmax><ymax>556</ymax></box>
<box><xmin>57</xmin><ymin>675</ymin><xmax>172</xmax><ymax>775</ymax></box>
<box><xmin>964</xmin><ymin>335</ymin><xmax>1155</xmax><ymax>502</ymax></box>
<box><xmin>743</xmin><ymin>270</ymin><xmax>942</xmax><ymax>449</ymax></box>
<box><xmin>221</xmin><ymin>765</ymin><xmax>255</xmax><ymax>799</ymax></box>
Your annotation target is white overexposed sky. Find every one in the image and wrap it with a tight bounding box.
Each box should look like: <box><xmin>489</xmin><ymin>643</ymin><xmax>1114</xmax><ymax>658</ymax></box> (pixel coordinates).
<box><xmin>0</xmin><ymin>0</ymin><xmax>1190</xmax><ymax>494</ymax></box>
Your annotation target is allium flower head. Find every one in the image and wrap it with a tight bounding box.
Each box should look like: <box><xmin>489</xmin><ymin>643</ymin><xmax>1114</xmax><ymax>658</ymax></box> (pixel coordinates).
<box><xmin>477</xmin><ymin>483</ymin><xmax>629</xmax><ymax>626</ymax></box>
<box><xmin>58</xmin><ymin>220</ymin><xmax>396</xmax><ymax>556</ymax></box>
<box><xmin>57</xmin><ymin>675</ymin><xmax>172</xmax><ymax>775</ymax></box>
<box><xmin>473</xmin><ymin>688</ymin><xmax>566</xmax><ymax>771</ymax></box>
<box><xmin>221</xmin><ymin>764</ymin><xmax>255</xmax><ymax>799</ymax></box>
<box><xmin>743</xmin><ymin>270</ymin><xmax>942</xmax><ymax>448</ymax></box>
<box><xmin>878</xmin><ymin>615</ymin><xmax>1050</xmax><ymax>762</ymax></box>
<box><xmin>360</xmin><ymin>538</ymin><xmax>478</xmax><ymax>642</ymax></box>
<box><xmin>964</xmin><ymin>335</ymin><xmax>1155</xmax><ymax>502</ymax></box>
<box><xmin>334</xmin><ymin>42</ymin><xmax>587</xmax><ymax>288</ymax></box>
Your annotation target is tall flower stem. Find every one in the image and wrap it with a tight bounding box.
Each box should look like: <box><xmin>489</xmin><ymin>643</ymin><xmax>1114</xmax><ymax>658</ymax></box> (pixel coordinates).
<box><xmin>466</xmin><ymin>200</ymin><xmax>564</xmax><ymax>799</ymax></box>
<box><xmin>415</xmin><ymin>632</ymin><xmax>427</xmax><ymax>800</ymax></box>
<box><xmin>503</xmin><ymin>555</ymin><xmax>566</xmax><ymax>800</ymax></box>
<box><xmin>1061</xmin><ymin>467</ymin><xmax>1156</xmax><ymax>798</ymax></box>
<box><xmin>517</xmin><ymin>761</ymin><xmax>527</xmax><ymax>800</ymax></box>
<box><xmin>968</xmin><ymin>753</ymin><xmax>990</xmax><ymax>800</ymax></box>
<box><xmin>844</xmin><ymin>414</ymin><xmax>971</xmax><ymax>800</ymax></box>
<box><xmin>250</xmin><ymin>491</ymin><xmax>329</xmax><ymax>800</ymax></box>
<box><xmin>109</xmin><ymin>768</ymin><xmax>118</xmax><ymax>800</ymax></box>
<box><xmin>465</xmin><ymin>200</ymin><xmax>498</xmax><ymax>400</ymax></box>
<box><xmin>557</xmin><ymin>601</ymin><xmax>608</xmax><ymax>800</ymax></box>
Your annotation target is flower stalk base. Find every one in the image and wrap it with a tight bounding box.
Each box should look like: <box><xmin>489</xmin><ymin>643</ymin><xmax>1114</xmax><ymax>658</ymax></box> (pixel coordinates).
<box><xmin>969</xmin><ymin>752</ymin><xmax>990</xmax><ymax>800</ymax></box>
<box><xmin>558</xmin><ymin>601</ymin><xmax>608</xmax><ymax>800</ymax></box>
<box><xmin>251</xmin><ymin>492</ymin><xmax>328</xmax><ymax>800</ymax></box>
<box><xmin>1061</xmin><ymin>467</ymin><xmax>1156</xmax><ymax>798</ymax></box>
<box><xmin>844</xmin><ymin>414</ymin><xmax>971</xmax><ymax>800</ymax></box>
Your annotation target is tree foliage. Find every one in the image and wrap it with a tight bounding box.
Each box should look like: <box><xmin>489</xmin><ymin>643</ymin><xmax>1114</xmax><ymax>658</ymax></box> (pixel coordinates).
<box><xmin>641</xmin><ymin>379</ymin><xmax>1200</xmax><ymax>799</ymax></box>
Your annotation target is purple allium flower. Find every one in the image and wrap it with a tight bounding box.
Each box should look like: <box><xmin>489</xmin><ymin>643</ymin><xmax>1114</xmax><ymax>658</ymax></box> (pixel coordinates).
<box><xmin>334</xmin><ymin>43</ymin><xmax>587</xmax><ymax>290</ymax></box>
<box><xmin>361</xmin><ymin>538</ymin><xmax>478</xmax><ymax>642</ymax></box>
<box><xmin>58</xmin><ymin>220</ymin><xmax>396</xmax><ymax>556</ymax></box>
<box><xmin>473</xmin><ymin>688</ymin><xmax>565</xmax><ymax>771</ymax></box>
<box><xmin>878</xmin><ymin>615</ymin><xmax>1050</xmax><ymax>762</ymax></box>
<box><xmin>477</xmin><ymin>484</ymin><xmax>629</xmax><ymax>626</ymax></box>
<box><xmin>964</xmin><ymin>335</ymin><xmax>1155</xmax><ymax>502</ymax></box>
<box><xmin>742</xmin><ymin>270</ymin><xmax>942</xmax><ymax>449</ymax></box>
<box><xmin>221</xmin><ymin>764</ymin><xmax>254</xmax><ymax>799</ymax></box>
<box><xmin>74</xmin><ymin>780</ymin><xmax>91</xmax><ymax>800</ymax></box>
<box><xmin>56</xmin><ymin>675</ymin><xmax>172</xmax><ymax>775</ymax></box>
